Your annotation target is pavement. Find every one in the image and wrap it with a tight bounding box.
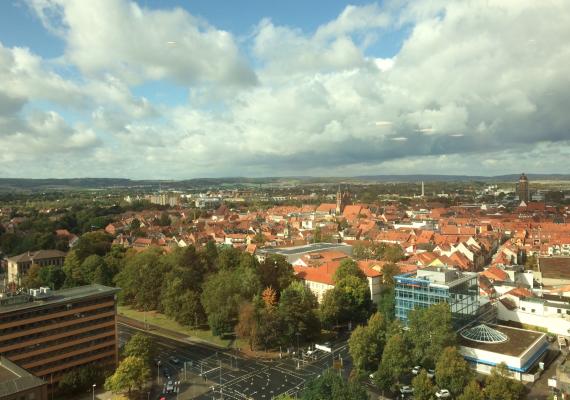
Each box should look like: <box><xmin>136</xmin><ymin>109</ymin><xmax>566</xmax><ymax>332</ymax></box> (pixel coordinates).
<box><xmin>119</xmin><ymin>322</ymin><xmax>353</xmax><ymax>400</ymax></box>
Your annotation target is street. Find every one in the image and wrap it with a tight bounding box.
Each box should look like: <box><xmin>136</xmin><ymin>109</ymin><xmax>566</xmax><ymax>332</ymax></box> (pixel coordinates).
<box><xmin>119</xmin><ymin>323</ymin><xmax>353</xmax><ymax>400</ymax></box>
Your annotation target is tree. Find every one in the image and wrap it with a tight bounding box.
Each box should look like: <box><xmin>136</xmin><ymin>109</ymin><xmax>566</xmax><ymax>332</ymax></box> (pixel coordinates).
<box><xmin>435</xmin><ymin>346</ymin><xmax>471</xmax><ymax>396</ymax></box>
<box><xmin>407</xmin><ymin>303</ymin><xmax>456</xmax><ymax>368</ymax></box>
<box><xmin>22</xmin><ymin>264</ymin><xmax>43</xmax><ymax>288</ymax></box>
<box><xmin>58</xmin><ymin>365</ymin><xmax>106</xmax><ymax>395</ymax></box>
<box><xmin>378</xmin><ymin>334</ymin><xmax>411</xmax><ymax>388</ymax></box>
<box><xmin>301</xmin><ymin>369</ymin><xmax>368</xmax><ymax>400</ymax></box>
<box><xmin>124</xmin><ymin>333</ymin><xmax>155</xmax><ymax>366</ymax></box>
<box><xmin>115</xmin><ymin>248</ymin><xmax>169</xmax><ymax>310</ymax></box>
<box><xmin>334</xmin><ymin>259</ymin><xmax>366</xmax><ymax>283</ymax></box>
<box><xmin>348</xmin><ymin>312</ymin><xmax>387</xmax><ymax>373</ymax></box>
<box><xmin>377</xmin><ymin>287</ymin><xmax>395</xmax><ymax>322</ymax></box>
<box><xmin>484</xmin><ymin>363</ymin><xmax>526</xmax><ymax>400</ymax></box>
<box><xmin>80</xmin><ymin>254</ymin><xmax>112</xmax><ymax>285</ymax></box>
<box><xmin>236</xmin><ymin>302</ymin><xmax>258</xmax><ymax>350</ymax></box>
<box><xmin>278</xmin><ymin>281</ymin><xmax>320</xmax><ymax>346</ymax></box>
<box><xmin>63</xmin><ymin>250</ymin><xmax>83</xmax><ymax>287</ymax></box>
<box><xmin>381</xmin><ymin>263</ymin><xmax>400</xmax><ymax>286</ymax></box>
<box><xmin>457</xmin><ymin>380</ymin><xmax>484</xmax><ymax>400</ymax></box>
<box><xmin>258</xmin><ymin>255</ymin><xmax>294</xmax><ymax>294</ymax></box>
<box><xmin>73</xmin><ymin>231</ymin><xmax>113</xmax><ymax>262</ymax></box>
<box><xmin>104</xmin><ymin>356</ymin><xmax>150</xmax><ymax>396</ymax></box>
<box><xmin>158</xmin><ymin>212</ymin><xmax>171</xmax><ymax>227</ymax></box>
<box><xmin>412</xmin><ymin>370</ymin><xmax>436</xmax><ymax>400</ymax></box>
<box><xmin>161</xmin><ymin>276</ymin><xmax>205</xmax><ymax>325</ymax></box>
<box><xmin>37</xmin><ymin>265</ymin><xmax>65</xmax><ymax>289</ymax></box>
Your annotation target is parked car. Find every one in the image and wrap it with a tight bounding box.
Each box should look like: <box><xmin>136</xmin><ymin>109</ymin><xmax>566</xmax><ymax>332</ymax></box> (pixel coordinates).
<box><xmin>411</xmin><ymin>365</ymin><xmax>422</xmax><ymax>375</ymax></box>
<box><xmin>436</xmin><ymin>389</ymin><xmax>451</xmax><ymax>398</ymax></box>
<box><xmin>427</xmin><ymin>369</ymin><xmax>435</xmax><ymax>379</ymax></box>
<box><xmin>400</xmin><ymin>385</ymin><xmax>414</xmax><ymax>394</ymax></box>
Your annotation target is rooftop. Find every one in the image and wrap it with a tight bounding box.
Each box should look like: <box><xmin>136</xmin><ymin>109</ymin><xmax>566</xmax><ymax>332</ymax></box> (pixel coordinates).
<box><xmin>0</xmin><ymin>284</ymin><xmax>120</xmax><ymax>314</ymax></box>
<box><xmin>259</xmin><ymin>243</ymin><xmax>352</xmax><ymax>256</ymax></box>
<box><xmin>459</xmin><ymin>324</ymin><xmax>544</xmax><ymax>357</ymax></box>
<box><xmin>0</xmin><ymin>357</ymin><xmax>45</xmax><ymax>397</ymax></box>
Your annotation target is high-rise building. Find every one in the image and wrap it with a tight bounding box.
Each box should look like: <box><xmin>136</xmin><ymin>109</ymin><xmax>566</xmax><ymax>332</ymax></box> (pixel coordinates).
<box><xmin>0</xmin><ymin>285</ymin><xmax>119</xmax><ymax>388</ymax></box>
<box><xmin>517</xmin><ymin>173</ymin><xmax>530</xmax><ymax>204</ymax></box>
<box><xmin>394</xmin><ymin>266</ymin><xmax>479</xmax><ymax>327</ymax></box>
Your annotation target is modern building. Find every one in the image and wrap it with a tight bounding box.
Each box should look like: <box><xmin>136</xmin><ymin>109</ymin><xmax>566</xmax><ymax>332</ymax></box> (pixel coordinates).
<box><xmin>0</xmin><ymin>284</ymin><xmax>119</xmax><ymax>388</ymax></box>
<box><xmin>6</xmin><ymin>250</ymin><xmax>66</xmax><ymax>285</ymax></box>
<box><xmin>394</xmin><ymin>266</ymin><xmax>479</xmax><ymax>327</ymax></box>
<box><xmin>517</xmin><ymin>173</ymin><xmax>530</xmax><ymax>204</ymax></box>
<box><xmin>0</xmin><ymin>356</ymin><xmax>47</xmax><ymax>400</ymax></box>
<box><xmin>256</xmin><ymin>243</ymin><xmax>353</xmax><ymax>263</ymax></box>
<box><xmin>458</xmin><ymin>323</ymin><xmax>548</xmax><ymax>382</ymax></box>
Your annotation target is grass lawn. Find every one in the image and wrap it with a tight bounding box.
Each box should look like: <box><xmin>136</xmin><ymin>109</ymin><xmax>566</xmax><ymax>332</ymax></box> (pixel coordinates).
<box><xmin>117</xmin><ymin>305</ymin><xmax>244</xmax><ymax>348</ymax></box>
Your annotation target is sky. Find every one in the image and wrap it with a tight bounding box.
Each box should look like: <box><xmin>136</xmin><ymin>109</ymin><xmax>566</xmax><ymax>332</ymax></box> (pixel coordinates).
<box><xmin>0</xmin><ymin>0</ymin><xmax>569</xmax><ymax>179</ymax></box>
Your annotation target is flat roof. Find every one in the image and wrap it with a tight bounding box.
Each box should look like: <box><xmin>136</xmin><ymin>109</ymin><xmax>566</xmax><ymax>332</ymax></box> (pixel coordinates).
<box><xmin>459</xmin><ymin>324</ymin><xmax>544</xmax><ymax>357</ymax></box>
<box><xmin>0</xmin><ymin>357</ymin><xmax>45</xmax><ymax>397</ymax></box>
<box><xmin>258</xmin><ymin>243</ymin><xmax>352</xmax><ymax>256</ymax></box>
<box><xmin>0</xmin><ymin>284</ymin><xmax>120</xmax><ymax>314</ymax></box>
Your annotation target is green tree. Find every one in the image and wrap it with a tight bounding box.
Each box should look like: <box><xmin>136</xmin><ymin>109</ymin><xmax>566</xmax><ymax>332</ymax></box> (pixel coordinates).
<box><xmin>258</xmin><ymin>255</ymin><xmax>294</xmax><ymax>294</ymax></box>
<box><xmin>348</xmin><ymin>312</ymin><xmax>387</xmax><ymax>373</ymax></box>
<box><xmin>334</xmin><ymin>259</ymin><xmax>366</xmax><ymax>283</ymax></box>
<box><xmin>484</xmin><ymin>363</ymin><xmax>526</xmax><ymax>400</ymax></box>
<box><xmin>301</xmin><ymin>369</ymin><xmax>368</xmax><ymax>400</ymax></box>
<box><xmin>63</xmin><ymin>250</ymin><xmax>83</xmax><ymax>287</ymax></box>
<box><xmin>412</xmin><ymin>370</ymin><xmax>436</xmax><ymax>400</ymax></box>
<box><xmin>124</xmin><ymin>333</ymin><xmax>155</xmax><ymax>366</ymax></box>
<box><xmin>377</xmin><ymin>287</ymin><xmax>395</xmax><ymax>321</ymax></box>
<box><xmin>381</xmin><ymin>263</ymin><xmax>400</xmax><ymax>286</ymax></box>
<box><xmin>37</xmin><ymin>265</ymin><xmax>66</xmax><ymax>289</ymax></box>
<box><xmin>278</xmin><ymin>281</ymin><xmax>320</xmax><ymax>346</ymax></box>
<box><xmin>457</xmin><ymin>380</ymin><xmax>484</xmax><ymax>400</ymax></box>
<box><xmin>21</xmin><ymin>264</ymin><xmax>42</xmax><ymax>288</ymax></box>
<box><xmin>73</xmin><ymin>231</ymin><xmax>113</xmax><ymax>262</ymax></box>
<box><xmin>104</xmin><ymin>356</ymin><xmax>150</xmax><ymax>396</ymax></box>
<box><xmin>80</xmin><ymin>254</ymin><xmax>112</xmax><ymax>285</ymax></box>
<box><xmin>435</xmin><ymin>346</ymin><xmax>472</xmax><ymax>396</ymax></box>
<box><xmin>407</xmin><ymin>303</ymin><xmax>456</xmax><ymax>368</ymax></box>
<box><xmin>378</xmin><ymin>334</ymin><xmax>411</xmax><ymax>388</ymax></box>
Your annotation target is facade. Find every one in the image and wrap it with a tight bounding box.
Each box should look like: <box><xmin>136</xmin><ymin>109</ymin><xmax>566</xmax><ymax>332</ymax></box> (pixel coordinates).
<box><xmin>0</xmin><ymin>284</ymin><xmax>119</xmax><ymax>387</ymax></box>
<box><xmin>0</xmin><ymin>356</ymin><xmax>47</xmax><ymax>400</ymax></box>
<box><xmin>6</xmin><ymin>250</ymin><xmax>66</xmax><ymax>285</ymax></box>
<box><xmin>517</xmin><ymin>173</ymin><xmax>530</xmax><ymax>204</ymax></box>
<box><xmin>145</xmin><ymin>193</ymin><xmax>180</xmax><ymax>207</ymax></box>
<box><xmin>458</xmin><ymin>324</ymin><xmax>548</xmax><ymax>381</ymax></box>
<box><xmin>537</xmin><ymin>257</ymin><xmax>570</xmax><ymax>286</ymax></box>
<box><xmin>395</xmin><ymin>266</ymin><xmax>479</xmax><ymax>327</ymax></box>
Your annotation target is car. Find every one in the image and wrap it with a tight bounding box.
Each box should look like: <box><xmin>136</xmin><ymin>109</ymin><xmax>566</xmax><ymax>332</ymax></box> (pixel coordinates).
<box><xmin>436</xmin><ymin>389</ymin><xmax>451</xmax><ymax>398</ymax></box>
<box><xmin>427</xmin><ymin>369</ymin><xmax>435</xmax><ymax>379</ymax></box>
<box><xmin>411</xmin><ymin>365</ymin><xmax>422</xmax><ymax>375</ymax></box>
<box><xmin>166</xmin><ymin>380</ymin><xmax>174</xmax><ymax>393</ymax></box>
<box><xmin>400</xmin><ymin>385</ymin><xmax>414</xmax><ymax>394</ymax></box>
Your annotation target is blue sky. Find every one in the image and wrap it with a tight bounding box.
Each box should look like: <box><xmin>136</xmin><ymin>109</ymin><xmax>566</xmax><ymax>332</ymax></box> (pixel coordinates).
<box><xmin>0</xmin><ymin>0</ymin><xmax>569</xmax><ymax>179</ymax></box>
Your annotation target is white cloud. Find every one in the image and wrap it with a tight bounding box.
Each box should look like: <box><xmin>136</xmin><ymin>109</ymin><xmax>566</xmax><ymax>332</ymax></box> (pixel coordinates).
<box><xmin>27</xmin><ymin>0</ymin><xmax>257</xmax><ymax>86</ymax></box>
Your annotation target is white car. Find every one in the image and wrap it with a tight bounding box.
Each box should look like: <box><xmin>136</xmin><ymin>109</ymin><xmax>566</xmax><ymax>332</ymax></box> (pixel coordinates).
<box><xmin>400</xmin><ymin>385</ymin><xmax>414</xmax><ymax>394</ymax></box>
<box><xmin>411</xmin><ymin>365</ymin><xmax>422</xmax><ymax>375</ymax></box>
<box><xmin>436</xmin><ymin>389</ymin><xmax>451</xmax><ymax>398</ymax></box>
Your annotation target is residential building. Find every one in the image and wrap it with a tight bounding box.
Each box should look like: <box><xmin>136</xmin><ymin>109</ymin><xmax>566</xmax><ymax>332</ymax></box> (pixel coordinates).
<box><xmin>6</xmin><ymin>250</ymin><xmax>66</xmax><ymax>285</ymax></box>
<box><xmin>537</xmin><ymin>257</ymin><xmax>570</xmax><ymax>287</ymax></box>
<box><xmin>0</xmin><ymin>356</ymin><xmax>47</xmax><ymax>400</ymax></box>
<box><xmin>395</xmin><ymin>266</ymin><xmax>479</xmax><ymax>327</ymax></box>
<box><xmin>0</xmin><ymin>284</ymin><xmax>119</xmax><ymax>388</ymax></box>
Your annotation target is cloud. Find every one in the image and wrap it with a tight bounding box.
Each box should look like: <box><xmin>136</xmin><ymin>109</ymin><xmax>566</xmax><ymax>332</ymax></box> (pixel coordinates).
<box><xmin>1</xmin><ymin>1</ymin><xmax>569</xmax><ymax>178</ymax></box>
<box><xmin>27</xmin><ymin>0</ymin><xmax>257</xmax><ymax>86</ymax></box>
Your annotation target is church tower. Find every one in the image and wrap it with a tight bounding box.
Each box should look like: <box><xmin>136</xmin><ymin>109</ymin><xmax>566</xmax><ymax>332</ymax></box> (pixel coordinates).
<box><xmin>336</xmin><ymin>186</ymin><xmax>350</xmax><ymax>214</ymax></box>
<box><xmin>517</xmin><ymin>173</ymin><xmax>530</xmax><ymax>204</ymax></box>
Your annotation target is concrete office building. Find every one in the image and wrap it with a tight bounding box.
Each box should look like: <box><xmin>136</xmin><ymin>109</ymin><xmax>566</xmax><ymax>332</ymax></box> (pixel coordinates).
<box><xmin>0</xmin><ymin>284</ymin><xmax>119</xmax><ymax>387</ymax></box>
<box><xmin>395</xmin><ymin>266</ymin><xmax>479</xmax><ymax>327</ymax></box>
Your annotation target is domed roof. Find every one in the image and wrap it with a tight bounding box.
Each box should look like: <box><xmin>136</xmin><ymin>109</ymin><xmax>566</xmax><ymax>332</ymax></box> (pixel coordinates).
<box><xmin>460</xmin><ymin>324</ymin><xmax>508</xmax><ymax>344</ymax></box>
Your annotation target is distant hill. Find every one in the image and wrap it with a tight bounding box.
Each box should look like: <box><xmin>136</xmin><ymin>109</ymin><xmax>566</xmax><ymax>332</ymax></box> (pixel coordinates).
<box><xmin>0</xmin><ymin>174</ymin><xmax>569</xmax><ymax>192</ymax></box>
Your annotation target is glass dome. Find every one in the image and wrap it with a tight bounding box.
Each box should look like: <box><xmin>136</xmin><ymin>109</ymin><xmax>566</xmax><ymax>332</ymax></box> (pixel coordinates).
<box><xmin>460</xmin><ymin>324</ymin><xmax>508</xmax><ymax>344</ymax></box>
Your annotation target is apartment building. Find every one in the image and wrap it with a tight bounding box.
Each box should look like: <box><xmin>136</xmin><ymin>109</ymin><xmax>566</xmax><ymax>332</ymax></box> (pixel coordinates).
<box><xmin>6</xmin><ymin>250</ymin><xmax>66</xmax><ymax>285</ymax></box>
<box><xmin>0</xmin><ymin>284</ymin><xmax>119</xmax><ymax>386</ymax></box>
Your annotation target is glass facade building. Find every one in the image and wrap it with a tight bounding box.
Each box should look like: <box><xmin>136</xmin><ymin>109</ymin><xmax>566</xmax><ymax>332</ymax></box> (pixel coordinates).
<box><xmin>395</xmin><ymin>267</ymin><xmax>479</xmax><ymax>328</ymax></box>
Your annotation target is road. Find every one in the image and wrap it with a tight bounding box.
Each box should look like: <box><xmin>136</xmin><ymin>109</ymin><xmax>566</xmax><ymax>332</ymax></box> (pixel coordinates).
<box><xmin>119</xmin><ymin>323</ymin><xmax>353</xmax><ymax>400</ymax></box>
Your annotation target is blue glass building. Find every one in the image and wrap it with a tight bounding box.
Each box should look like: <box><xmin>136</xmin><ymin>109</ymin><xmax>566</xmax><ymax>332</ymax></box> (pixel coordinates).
<box><xmin>395</xmin><ymin>266</ymin><xmax>479</xmax><ymax>327</ymax></box>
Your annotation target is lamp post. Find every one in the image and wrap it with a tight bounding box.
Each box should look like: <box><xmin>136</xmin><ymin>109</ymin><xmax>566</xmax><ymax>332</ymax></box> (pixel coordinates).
<box><xmin>157</xmin><ymin>360</ymin><xmax>161</xmax><ymax>385</ymax></box>
<box><xmin>92</xmin><ymin>384</ymin><xmax>96</xmax><ymax>400</ymax></box>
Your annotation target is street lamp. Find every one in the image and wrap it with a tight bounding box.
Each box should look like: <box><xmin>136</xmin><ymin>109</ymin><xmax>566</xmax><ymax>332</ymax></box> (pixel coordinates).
<box><xmin>92</xmin><ymin>384</ymin><xmax>96</xmax><ymax>400</ymax></box>
<box><xmin>157</xmin><ymin>360</ymin><xmax>161</xmax><ymax>385</ymax></box>
<box><xmin>295</xmin><ymin>332</ymin><xmax>301</xmax><ymax>356</ymax></box>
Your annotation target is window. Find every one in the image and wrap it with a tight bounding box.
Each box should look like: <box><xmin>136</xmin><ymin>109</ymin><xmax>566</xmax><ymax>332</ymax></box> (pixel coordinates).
<box><xmin>531</xmin><ymin>309</ymin><xmax>535</xmax><ymax>313</ymax></box>
<box><xmin>558</xmin><ymin>309</ymin><xmax>562</xmax><ymax>314</ymax></box>
<box><xmin>521</xmin><ymin>307</ymin><xmax>526</xmax><ymax>311</ymax></box>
